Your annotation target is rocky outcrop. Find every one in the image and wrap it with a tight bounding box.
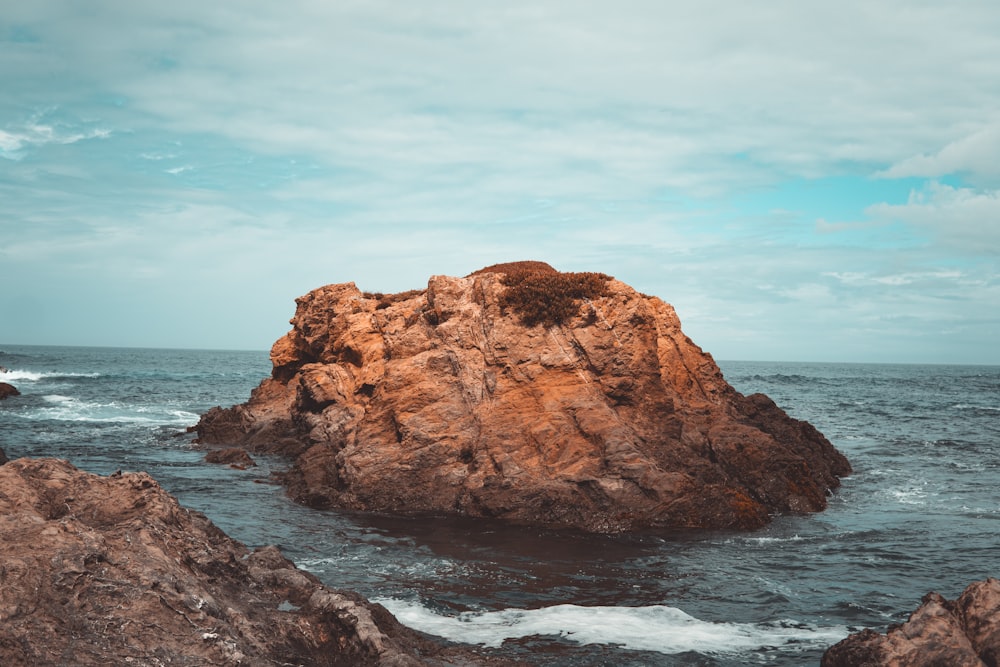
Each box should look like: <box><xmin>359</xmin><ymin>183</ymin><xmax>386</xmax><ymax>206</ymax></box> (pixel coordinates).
<box><xmin>205</xmin><ymin>446</ymin><xmax>257</xmax><ymax>469</ymax></box>
<box><xmin>0</xmin><ymin>457</ymin><xmax>506</xmax><ymax>666</ymax></box>
<box><xmin>0</xmin><ymin>381</ymin><xmax>19</xmax><ymax>400</ymax></box>
<box><xmin>197</xmin><ymin>262</ymin><xmax>851</xmax><ymax>533</ymax></box>
<box><xmin>822</xmin><ymin>578</ymin><xmax>1000</xmax><ymax>666</ymax></box>
<box><xmin>0</xmin><ymin>446</ymin><xmax>7</xmax><ymax>465</ymax></box>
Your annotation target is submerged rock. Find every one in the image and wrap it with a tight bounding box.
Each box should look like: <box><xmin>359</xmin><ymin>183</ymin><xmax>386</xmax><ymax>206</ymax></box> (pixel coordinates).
<box><xmin>0</xmin><ymin>457</ymin><xmax>505</xmax><ymax>666</ymax></box>
<box><xmin>197</xmin><ymin>262</ymin><xmax>851</xmax><ymax>533</ymax></box>
<box><xmin>205</xmin><ymin>446</ymin><xmax>257</xmax><ymax>469</ymax></box>
<box><xmin>822</xmin><ymin>578</ymin><xmax>1000</xmax><ymax>666</ymax></box>
<box><xmin>0</xmin><ymin>381</ymin><xmax>19</xmax><ymax>400</ymax></box>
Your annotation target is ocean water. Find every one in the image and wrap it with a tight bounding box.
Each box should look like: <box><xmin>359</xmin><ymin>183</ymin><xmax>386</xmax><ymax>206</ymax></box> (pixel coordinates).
<box><xmin>1</xmin><ymin>344</ymin><xmax>998</xmax><ymax>666</ymax></box>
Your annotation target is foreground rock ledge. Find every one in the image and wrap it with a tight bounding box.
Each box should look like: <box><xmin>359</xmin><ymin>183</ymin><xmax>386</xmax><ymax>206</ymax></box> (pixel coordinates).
<box><xmin>822</xmin><ymin>578</ymin><xmax>1000</xmax><ymax>666</ymax></box>
<box><xmin>0</xmin><ymin>458</ymin><xmax>506</xmax><ymax>667</ymax></box>
<box><xmin>198</xmin><ymin>263</ymin><xmax>851</xmax><ymax>533</ymax></box>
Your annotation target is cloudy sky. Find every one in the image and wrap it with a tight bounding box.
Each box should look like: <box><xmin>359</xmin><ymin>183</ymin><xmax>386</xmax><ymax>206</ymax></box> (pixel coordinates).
<box><xmin>1</xmin><ymin>1</ymin><xmax>998</xmax><ymax>363</ymax></box>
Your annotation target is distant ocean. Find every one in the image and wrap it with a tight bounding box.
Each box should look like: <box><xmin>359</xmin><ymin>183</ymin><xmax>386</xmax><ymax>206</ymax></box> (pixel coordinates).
<box><xmin>1</xmin><ymin>344</ymin><xmax>998</xmax><ymax>666</ymax></box>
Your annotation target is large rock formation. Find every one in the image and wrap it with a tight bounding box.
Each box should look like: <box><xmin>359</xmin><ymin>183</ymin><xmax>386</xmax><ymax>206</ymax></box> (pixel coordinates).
<box><xmin>197</xmin><ymin>262</ymin><xmax>851</xmax><ymax>533</ymax></box>
<box><xmin>0</xmin><ymin>457</ymin><xmax>505</xmax><ymax>666</ymax></box>
<box><xmin>822</xmin><ymin>578</ymin><xmax>1000</xmax><ymax>666</ymax></box>
<box><xmin>0</xmin><ymin>381</ymin><xmax>19</xmax><ymax>400</ymax></box>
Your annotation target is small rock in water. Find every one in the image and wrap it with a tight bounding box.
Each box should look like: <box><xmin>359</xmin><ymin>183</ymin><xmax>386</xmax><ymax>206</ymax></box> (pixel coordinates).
<box><xmin>823</xmin><ymin>578</ymin><xmax>1000</xmax><ymax>666</ymax></box>
<box><xmin>204</xmin><ymin>447</ymin><xmax>257</xmax><ymax>469</ymax></box>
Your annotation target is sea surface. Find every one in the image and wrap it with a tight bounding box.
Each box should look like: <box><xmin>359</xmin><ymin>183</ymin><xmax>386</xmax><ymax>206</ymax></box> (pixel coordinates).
<box><xmin>1</xmin><ymin>344</ymin><xmax>998</xmax><ymax>665</ymax></box>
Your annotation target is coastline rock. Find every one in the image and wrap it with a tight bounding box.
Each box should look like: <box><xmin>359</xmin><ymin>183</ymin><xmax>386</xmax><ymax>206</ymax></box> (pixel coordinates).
<box><xmin>0</xmin><ymin>381</ymin><xmax>19</xmax><ymax>400</ymax></box>
<box><xmin>205</xmin><ymin>446</ymin><xmax>257</xmax><ymax>469</ymax></box>
<box><xmin>822</xmin><ymin>578</ymin><xmax>1000</xmax><ymax>666</ymax></box>
<box><xmin>0</xmin><ymin>447</ymin><xmax>7</xmax><ymax>465</ymax></box>
<box><xmin>0</xmin><ymin>457</ymin><xmax>506</xmax><ymax>666</ymax></box>
<box><xmin>197</xmin><ymin>262</ymin><xmax>851</xmax><ymax>533</ymax></box>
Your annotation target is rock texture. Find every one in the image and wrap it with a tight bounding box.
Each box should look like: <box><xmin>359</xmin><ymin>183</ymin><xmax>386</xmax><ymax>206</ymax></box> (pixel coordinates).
<box><xmin>822</xmin><ymin>578</ymin><xmax>1000</xmax><ymax>667</ymax></box>
<box><xmin>197</xmin><ymin>262</ymin><xmax>851</xmax><ymax>533</ymax></box>
<box><xmin>0</xmin><ymin>446</ymin><xmax>7</xmax><ymax>466</ymax></box>
<box><xmin>0</xmin><ymin>381</ymin><xmax>19</xmax><ymax>400</ymax></box>
<box><xmin>0</xmin><ymin>457</ymin><xmax>506</xmax><ymax>666</ymax></box>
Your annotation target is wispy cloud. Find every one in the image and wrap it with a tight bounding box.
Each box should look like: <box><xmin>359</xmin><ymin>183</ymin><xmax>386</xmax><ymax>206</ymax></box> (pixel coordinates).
<box><xmin>0</xmin><ymin>115</ymin><xmax>110</xmax><ymax>160</ymax></box>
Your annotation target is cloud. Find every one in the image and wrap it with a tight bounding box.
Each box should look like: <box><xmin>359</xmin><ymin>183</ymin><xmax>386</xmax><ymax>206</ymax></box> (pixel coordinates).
<box><xmin>0</xmin><ymin>115</ymin><xmax>110</xmax><ymax>160</ymax></box>
<box><xmin>2</xmin><ymin>0</ymin><xmax>999</xmax><ymax>360</ymax></box>
<box><xmin>866</xmin><ymin>182</ymin><xmax>1000</xmax><ymax>255</ymax></box>
<box><xmin>10</xmin><ymin>1</ymin><xmax>1000</xmax><ymax>193</ymax></box>
<box><xmin>877</xmin><ymin>123</ymin><xmax>1000</xmax><ymax>186</ymax></box>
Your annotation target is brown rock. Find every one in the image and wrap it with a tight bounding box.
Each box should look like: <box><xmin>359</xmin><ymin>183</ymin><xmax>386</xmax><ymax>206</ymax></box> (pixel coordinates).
<box><xmin>204</xmin><ymin>446</ymin><xmax>257</xmax><ymax>469</ymax></box>
<box><xmin>197</xmin><ymin>264</ymin><xmax>851</xmax><ymax>533</ymax></box>
<box><xmin>0</xmin><ymin>381</ymin><xmax>20</xmax><ymax>400</ymax></box>
<box><xmin>822</xmin><ymin>578</ymin><xmax>1000</xmax><ymax>667</ymax></box>
<box><xmin>0</xmin><ymin>447</ymin><xmax>7</xmax><ymax>465</ymax></box>
<box><xmin>0</xmin><ymin>457</ymin><xmax>507</xmax><ymax>666</ymax></box>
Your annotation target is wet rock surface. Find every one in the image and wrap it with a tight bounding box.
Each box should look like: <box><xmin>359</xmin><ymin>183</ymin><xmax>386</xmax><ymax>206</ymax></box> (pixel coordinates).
<box><xmin>205</xmin><ymin>446</ymin><xmax>258</xmax><ymax>469</ymax></box>
<box><xmin>0</xmin><ymin>381</ymin><xmax>20</xmax><ymax>400</ymax></box>
<box><xmin>197</xmin><ymin>263</ymin><xmax>851</xmax><ymax>533</ymax></box>
<box><xmin>822</xmin><ymin>578</ymin><xmax>1000</xmax><ymax>667</ymax></box>
<box><xmin>0</xmin><ymin>457</ymin><xmax>512</xmax><ymax>666</ymax></box>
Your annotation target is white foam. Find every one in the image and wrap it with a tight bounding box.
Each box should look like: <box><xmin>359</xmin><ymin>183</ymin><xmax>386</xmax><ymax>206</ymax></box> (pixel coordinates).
<box><xmin>954</xmin><ymin>403</ymin><xmax>1000</xmax><ymax>412</ymax></box>
<box><xmin>740</xmin><ymin>534</ymin><xmax>805</xmax><ymax>545</ymax></box>
<box><xmin>1</xmin><ymin>369</ymin><xmax>44</xmax><ymax>382</ymax></box>
<box><xmin>23</xmin><ymin>395</ymin><xmax>195</xmax><ymax>425</ymax></box>
<box><xmin>0</xmin><ymin>369</ymin><xmax>100</xmax><ymax>382</ymax></box>
<box><xmin>373</xmin><ymin>598</ymin><xmax>849</xmax><ymax>655</ymax></box>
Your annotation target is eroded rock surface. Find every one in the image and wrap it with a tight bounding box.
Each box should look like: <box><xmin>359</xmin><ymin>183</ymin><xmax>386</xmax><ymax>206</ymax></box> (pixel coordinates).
<box><xmin>197</xmin><ymin>263</ymin><xmax>851</xmax><ymax>532</ymax></box>
<box><xmin>0</xmin><ymin>457</ymin><xmax>505</xmax><ymax>666</ymax></box>
<box><xmin>822</xmin><ymin>578</ymin><xmax>1000</xmax><ymax>667</ymax></box>
<box><xmin>0</xmin><ymin>381</ymin><xmax>19</xmax><ymax>400</ymax></box>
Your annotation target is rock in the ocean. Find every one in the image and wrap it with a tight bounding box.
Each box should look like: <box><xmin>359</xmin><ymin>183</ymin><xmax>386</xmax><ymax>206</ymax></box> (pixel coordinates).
<box><xmin>822</xmin><ymin>578</ymin><xmax>1000</xmax><ymax>667</ymax></box>
<box><xmin>0</xmin><ymin>447</ymin><xmax>7</xmax><ymax>466</ymax></box>
<box><xmin>204</xmin><ymin>446</ymin><xmax>257</xmax><ymax>469</ymax></box>
<box><xmin>197</xmin><ymin>262</ymin><xmax>851</xmax><ymax>533</ymax></box>
<box><xmin>0</xmin><ymin>457</ymin><xmax>504</xmax><ymax>666</ymax></box>
<box><xmin>0</xmin><ymin>381</ymin><xmax>20</xmax><ymax>400</ymax></box>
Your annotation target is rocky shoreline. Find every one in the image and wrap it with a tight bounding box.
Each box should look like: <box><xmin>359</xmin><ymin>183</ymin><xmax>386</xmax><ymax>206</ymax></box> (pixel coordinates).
<box><xmin>823</xmin><ymin>579</ymin><xmax>1000</xmax><ymax>666</ymax></box>
<box><xmin>3</xmin><ymin>448</ymin><xmax>998</xmax><ymax>665</ymax></box>
<box><xmin>196</xmin><ymin>263</ymin><xmax>851</xmax><ymax>533</ymax></box>
<box><xmin>0</xmin><ymin>454</ymin><xmax>514</xmax><ymax>666</ymax></box>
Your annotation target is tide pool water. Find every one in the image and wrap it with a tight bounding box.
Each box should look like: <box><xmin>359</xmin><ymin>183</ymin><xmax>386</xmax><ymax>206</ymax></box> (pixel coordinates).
<box><xmin>1</xmin><ymin>345</ymin><xmax>998</xmax><ymax>665</ymax></box>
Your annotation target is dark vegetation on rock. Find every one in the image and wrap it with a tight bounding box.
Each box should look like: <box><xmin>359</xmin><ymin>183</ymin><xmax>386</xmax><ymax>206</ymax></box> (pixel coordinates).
<box><xmin>196</xmin><ymin>262</ymin><xmax>851</xmax><ymax>533</ymax></box>
<box><xmin>0</xmin><ymin>457</ymin><xmax>512</xmax><ymax>667</ymax></box>
<box><xmin>822</xmin><ymin>578</ymin><xmax>1000</xmax><ymax>667</ymax></box>
<box><xmin>498</xmin><ymin>268</ymin><xmax>611</xmax><ymax>328</ymax></box>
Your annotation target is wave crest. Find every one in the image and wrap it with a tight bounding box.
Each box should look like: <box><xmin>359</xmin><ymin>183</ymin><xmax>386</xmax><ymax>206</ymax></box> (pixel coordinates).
<box><xmin>374</xmin><ymin>598</ymin><xmax>849</xmax><ymax>655</ymax></box>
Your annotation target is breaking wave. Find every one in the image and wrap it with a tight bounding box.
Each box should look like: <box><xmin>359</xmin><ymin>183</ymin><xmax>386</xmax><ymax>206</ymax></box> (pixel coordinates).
<box><xmin>0</xmin><ymin>369</ymin><xmax>100</xmax><ymax>382</ymax></box>
<box><xmin>20</xmin><ymin>394</ymin><xmax>199</xmax><ymax>425</ymax></box>
<box><xmin>374</xmin><ymin>598</ymin><xmax>849</xmax><ymax>655</ymax></box>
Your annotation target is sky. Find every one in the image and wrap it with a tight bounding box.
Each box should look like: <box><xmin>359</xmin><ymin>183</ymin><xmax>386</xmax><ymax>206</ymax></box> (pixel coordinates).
<box><xmin>1</xmin><ymin>1</ymin><xmax>998</xmax><ymax>364</ymax></box>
